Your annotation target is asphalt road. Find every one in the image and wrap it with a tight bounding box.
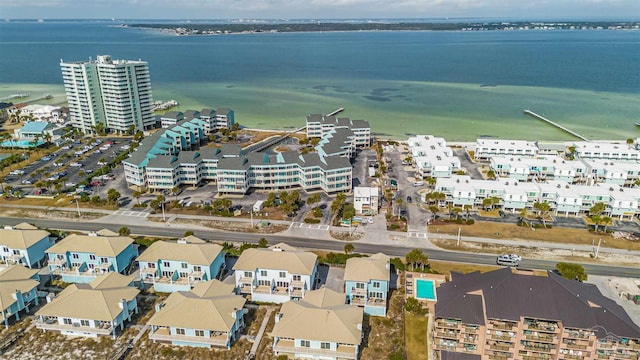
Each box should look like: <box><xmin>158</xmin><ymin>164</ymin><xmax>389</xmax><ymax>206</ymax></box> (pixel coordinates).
<box><xmin>1</xmin><ymin>216</ymin><xmax>638</xmax><ymax>278</ymax></box>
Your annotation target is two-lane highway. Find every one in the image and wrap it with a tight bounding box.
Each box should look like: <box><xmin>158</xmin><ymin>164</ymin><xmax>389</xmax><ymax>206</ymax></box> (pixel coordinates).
<box><xmin>1</xmin><ymin>216</ymin><xmax>638</xmax><ymax>278</ymax></box>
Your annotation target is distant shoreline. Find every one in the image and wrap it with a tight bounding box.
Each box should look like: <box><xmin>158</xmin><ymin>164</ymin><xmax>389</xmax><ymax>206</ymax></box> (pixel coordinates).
<box><xmin>127</xmin><ymin>21</ymin><xmax>640</xmax><ymax>36</ymax></box>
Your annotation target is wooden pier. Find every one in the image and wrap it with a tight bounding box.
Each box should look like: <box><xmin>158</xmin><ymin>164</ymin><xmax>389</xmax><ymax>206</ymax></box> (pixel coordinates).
<box><xmin>251</xmin><ymin>125</ymin><xmax>306</xmax><ymax>153</ymax></box>
<box><xmin>523</xmin><ymin>110</ymin><xmax>589</xmax><ymax>141</ymax></box>
<box><xmin>326</xmin><ymin>107</ymin><xmax>344</xmax><ymax>117</ymax></box>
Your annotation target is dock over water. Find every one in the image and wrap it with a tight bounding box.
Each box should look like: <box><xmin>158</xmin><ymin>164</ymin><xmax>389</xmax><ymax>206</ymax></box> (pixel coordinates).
<box><xmin>524</xmin><ymin>109</ymin><xmax>589</xmax><ymax>141</ymax></box>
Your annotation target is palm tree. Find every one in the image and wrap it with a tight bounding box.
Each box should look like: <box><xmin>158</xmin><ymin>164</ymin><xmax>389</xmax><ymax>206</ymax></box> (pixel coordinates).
<box><xmin>43</xmin><ymin>133</ymin><xmax>52</xmax><ymax>145</ymax></box>
<box><xmin>171</xmin><ymin>186</ymin><xmax>179</xmax><ymax>202</ymax></box>
<box><xmin>519</xmin><ymin>207</ymin><xmax>529</xmax><ymax>227</ymax></box>
<box><xmin>396</xmin><ymin>198</ymin><xmax>403</xmax><ymax>220</ymax></box>
<box><xmin>591</xmin><ymin>215</ymin><xmax>602</xmax><ymax>232</ymax></box>
<box><xmin>463</xmin><ymin>204</ymin><xmax>472</xmax><ymax>221</ymax></box>
<box><xmin>601</xmin><ymin>216</ymin><xmax>612</xmax><ymax>233</ymax></box>
<box><xmin>132</xmin><ymin>190</ymin><xmax>141</xmax><ymax>206</ymax></box>
<box><xmin>533</xmin><ymin>201</ymin><xmax>551</xmax><ymax>228</ymax></box>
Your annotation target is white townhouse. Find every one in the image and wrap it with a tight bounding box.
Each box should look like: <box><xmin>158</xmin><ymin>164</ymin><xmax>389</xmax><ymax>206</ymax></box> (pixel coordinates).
<box><xmin>408</xmin><ymin>135</ymin><xmax>461</xmax><ymax>178</ymax></box>
<box><xmin>353</xmin><ymin>186</ymin><xmax>380</xmax><ymax>215</ymax></box>
<box><xmin>435</xmin><ymin>175</ymin><xmax>640</xmax><ymax>219</ymax></box>
<box><xmin>233</xmin><ymin>243</ymin><xmax>318</xmax><ymax>303</ymax></box>
<box><xmin>571</xmin><ymin>141</ymin><xmax>640</xmax><ymax>161</ymax></box>
<box><xmin>489</xmin><ymin>156</ymin><xmax>589</xmax><ymax>183</ymax></box>
<box><xmin>475</xmin><ymin>138</ymin><xmax>538</xmax><ymax>161</ymax></box>
<box><xmin>272</xmin><ymin>287</ymin><xmax>364</xmax><ymax>360</ymax></box>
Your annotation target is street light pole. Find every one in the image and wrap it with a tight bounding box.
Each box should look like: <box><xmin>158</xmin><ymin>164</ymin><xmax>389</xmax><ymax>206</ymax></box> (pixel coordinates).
<box><xmin>161</xmin><ymin>201</ymin><xmax>165</xmax><ymax>222</ymax></box>
<box><xmin>250</xmin><ymin>210</ymin><xmax>254</xmax><ymax>227</ymax></box>
<box><xmin>75</xmin><ymin>198</ymin><xmax>81</xmax><ymax>218</ymax></box>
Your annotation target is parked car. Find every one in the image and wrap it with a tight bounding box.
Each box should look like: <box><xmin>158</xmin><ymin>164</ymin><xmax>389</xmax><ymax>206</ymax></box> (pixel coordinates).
<box><xmin>406</xmin><ymin>196</ymin><xmax>412</xmax><ymax>203</ymax></box>
<box><xmin>65</xmin><ymin>182</ymin><xmax>77</xmax><ymax>188</ymax></box>
<box><xmin>9</xmin><ymin>170</ymin><xmax>25</xmax><ymax>176</ymax></box>
<box><xmin>97</xmin><ymin>161</ymin><xmax>107</xmax><ymax>166</ymax></box>
<box><xmin>41</xmin><ymin>156</ymin><xmax>51</xmax><ymax>161</ymax></box>
<box><xmin>70</xmin><ymin>162</ymin><xmax>83</xmax><ymax>167</ymax></box>
<box><xmin>21</xmin><ymin>179</ymin><xmax>32</xmax><ymax>185</ymax></box>
<box><xmin>34</xmin><ymin>188</ymin><xmax>47</xmax><ymax>195</ymax></box>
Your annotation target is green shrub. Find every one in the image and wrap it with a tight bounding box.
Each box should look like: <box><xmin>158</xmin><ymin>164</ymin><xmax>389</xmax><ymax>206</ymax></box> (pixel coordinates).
<box><xmin>390</xmin><ymin>257</ymin><xmax>405</xmax><ymax>271</ymax></box>
<box><xmin>466</xmin><ymin>219</ymin><xmax>475</xmax><ymax>225</ymax></box>
<box><xmin>304</xmin><ymin>218</ymin><xmax>321</xmax><ymax>224</ymax></box>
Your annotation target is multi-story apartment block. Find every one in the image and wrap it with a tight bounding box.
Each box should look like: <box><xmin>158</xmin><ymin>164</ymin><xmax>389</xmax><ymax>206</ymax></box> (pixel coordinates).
<box><xmin>272</xmin><ymin>288</ymin><xmax>364</xmax><ymax>360</ymax></box>
<box><xmin>571</xmin><ymin>141</ymin><xmax>640</xmax><ymax>162</ymax></box>
<box><xmin>233</xmin><ymin>243</ymin><xmax>318</xmax><ymax>303</ymax></box>
<box><xmin>60</xmin><ymin>55</ymin><xmax>154</xmax><ymax>134</ymax></box>
<box><xmin>433</xmin><ymin>268</ymin><xmax>640</xmax><ymax>360</ymax></box>
<box><xmin>46</xmin><ymin>230</ymin><xmax>138</xmax><ymax>283</ymax></box>
<box><xmin>159</xmin><ymin>108</ymin><xmax>233</xmax><ymax>131</ymax></box>
<box><xmin>35</xmin><ymin>273</ymin><xmax>139</xmax><ymax>339</ymax></box>
<box><xmin>136</xmin><ymin>236</ymin><xmax>225</xmax><ymax>293</ymax></box>
<box><xmin>344</xmin><ymin>253</ymin><xmax>390</xmax><ymax>316</ymax></box>
<box><xmin>0</xmin><ymin>223</ymin><xmax>52</xmax><ymax>268</ymax></box>
<box><xmin>475</xmin><ymin>139</ymin><xmax>539</xmax><ymax>161</ymax></box>
<box><xmin>123</xmin><ymin>116</ymin><xmax>353</xmax><ymax>195</ymax></box>
<box><xmin>434</xmin><ymin>175</ymin><xmax>640</xmax><ymax>219</ymax></box>
<box><xmin>353</xmin><ymin>186</ymin><xmax>380</xmax><ymax>215</ymax></box>
<box><xmin>215</xmin><ymin>108</ymin><xmax>235</xmax><ymax>130</ymax></box>
<box><xmin>0</xmin><ymin>265</ymin><xmax>41</xmax><ymax>329</ymax></box>
<box><xmin>147</xmin><ymin>280</ymin><xmax>247</xmax><ymax>349</ymax></box>
<box><xmin>306</xmin><ymin>114</ymin><xmax>371</xmax><ymax>147</ymax></box>
<box><xmin>408</xmin><ymin>135</ymin><xmax>462</xmax><ymax>178</ymax></box>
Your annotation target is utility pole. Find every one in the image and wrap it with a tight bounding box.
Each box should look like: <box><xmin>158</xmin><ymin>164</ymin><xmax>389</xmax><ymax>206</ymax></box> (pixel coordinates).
<box><xmin>161</xmin><ymin>201</ymin><xmax>165</xmax><ymax>222</ymax></box>
<box><xmin>75</xmin><ymin>198</ymin><xmax>81</xmax><ymax>218</ymax></box>
<box><xmin>250</xmin><ymin>210</ymin><xmax>254</xmax><ymax>227</ymax></box>
<box><xmin>457</xmin><ymin>227</ymin><xmax>461</xmax><ymax>247</ymax></box>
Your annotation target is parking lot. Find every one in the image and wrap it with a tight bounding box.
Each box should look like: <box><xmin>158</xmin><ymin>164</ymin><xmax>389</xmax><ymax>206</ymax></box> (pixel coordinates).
<box><xmin>3</xmin><ymin>136</ymin><xmax>133</xmax><ymax>197</ymax></box>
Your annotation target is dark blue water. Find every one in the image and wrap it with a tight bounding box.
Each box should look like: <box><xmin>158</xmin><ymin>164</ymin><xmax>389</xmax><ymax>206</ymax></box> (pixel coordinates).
<box><xmin>1</xmin><ymin>21</ymin><xmax>638</xmax><ymax>93</ymax></box>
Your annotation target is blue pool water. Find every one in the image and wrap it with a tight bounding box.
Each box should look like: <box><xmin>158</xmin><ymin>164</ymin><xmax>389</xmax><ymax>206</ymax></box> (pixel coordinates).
<box><xmin>415</xmin><ymin>279</ymin><xmax>437</xmax><ymax>300</ymax></box>
<box><xmin>0</xmin><ymin>139</ymin><xmax>44</xmax><ymax>148</ymax></box>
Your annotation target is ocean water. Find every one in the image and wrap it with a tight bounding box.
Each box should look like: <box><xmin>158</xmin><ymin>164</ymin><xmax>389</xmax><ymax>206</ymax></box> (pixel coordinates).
<box><xmin>0</xmin><ymin>20</ymin><xmax>638</xmax><ymax>141</ymax></box>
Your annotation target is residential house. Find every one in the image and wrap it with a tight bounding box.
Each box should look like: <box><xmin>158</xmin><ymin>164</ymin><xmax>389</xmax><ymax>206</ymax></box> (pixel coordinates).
<box><xmin>35</xmin><ymin>272</ymin><xmax>139</xmax><ymax>338</ymax></box>
<box><xmin>0</xmin><ymin>265</ymin><xmax>41</xmax><ymax>328</ymax></box>
<box><xmin>433</xmin><ymin>268</ymin><xmax>640</xmax><ymax>359</ymax></box>
<box><xmin>46</xmin><ymin>229</ymin><xmax>138</xmax><ymax>283</ymax></box>
<box><xmin>0</xmin><ymin>223</ymin><xmax>52</xmax><ymax>268</ymax></box>
<box><xmin>571</xmin><ymin>141</ymin><xmax>640</xmax><ymax>162</ymax></box>
<box><xmin>353</xmin><ymin>186</ymin><xmax>380</xmax><ymax>215</ymax></box>
<box><xmin>13</xmin><ymin>121</ymin><xmax>58</xmax><ymax>142</ymax></box>
<box><xmin>136</xmin><ymin>235</ymin><xmax>225</xmax><ymax>292</ymax></box>
<box><xmin>233</xmin><ymin>243</ymin><xmax>318</xmax><ymax>303</ymax></box>
<box><xmin>344</xmin><ymin>253</ymin><xmax>390</xmax><ymax>316</ymax></box>
<box><xmin>272</xmin><ymin>287</ymin><xmax>364</xmax><ymax>360</ymax></box>
<box><xmin>147</xmin><ymin>280</ymin><xmax>247</xmax><ymax>349</ymax></box>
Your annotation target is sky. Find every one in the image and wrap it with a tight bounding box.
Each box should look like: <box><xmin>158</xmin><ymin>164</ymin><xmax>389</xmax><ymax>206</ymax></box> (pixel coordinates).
<box><xmin>0</xmin><ymin>0</ymin><xmax>638</xmax><ymax>20</ymax></box>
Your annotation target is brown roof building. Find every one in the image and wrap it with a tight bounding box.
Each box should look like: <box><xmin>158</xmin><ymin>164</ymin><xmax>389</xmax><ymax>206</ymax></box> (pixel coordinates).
<box><xmin>434</xmin><ymin>268</ymin><xmax>640</xmax><ymax>360</ymax></box>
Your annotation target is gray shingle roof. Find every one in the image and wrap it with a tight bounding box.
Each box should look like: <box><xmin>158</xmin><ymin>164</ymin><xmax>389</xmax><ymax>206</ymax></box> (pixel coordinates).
<box><xmin>435</xmin><ymin>268</ymin><xmax>640</xmax><ymax>339</ymax></box>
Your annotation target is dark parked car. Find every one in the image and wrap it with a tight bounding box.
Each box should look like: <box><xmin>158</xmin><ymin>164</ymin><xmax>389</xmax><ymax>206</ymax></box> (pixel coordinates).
<box><xmin>406</xmin><ymin>196</ymin><xmax>412</xmax><ymax>203</ymax></box>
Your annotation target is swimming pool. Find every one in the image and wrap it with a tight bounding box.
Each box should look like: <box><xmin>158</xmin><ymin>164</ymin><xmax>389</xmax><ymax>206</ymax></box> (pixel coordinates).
<box><xmin>0</xmin><ymin>139</ymin><xmax>44</xmax><ymax>148</ymax></box>
<box><xmin>415</xmin><ymin>279</ymin><xmax>437</xmax><ymax>301</ymax></box>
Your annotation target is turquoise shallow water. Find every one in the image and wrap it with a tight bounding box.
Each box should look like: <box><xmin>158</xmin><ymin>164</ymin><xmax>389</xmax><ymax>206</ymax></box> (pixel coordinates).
<box><xmin>1</xmin><ymin>21</ymin><xmax>638</xmax><ymax>141</ymax></box>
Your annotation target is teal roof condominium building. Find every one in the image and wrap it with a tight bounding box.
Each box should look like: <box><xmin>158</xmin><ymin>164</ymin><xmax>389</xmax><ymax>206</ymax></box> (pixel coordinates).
<box><xmin>60</xmin><ymin>55</ymin><xmax>155</xmax><ymax>134</ymax></box>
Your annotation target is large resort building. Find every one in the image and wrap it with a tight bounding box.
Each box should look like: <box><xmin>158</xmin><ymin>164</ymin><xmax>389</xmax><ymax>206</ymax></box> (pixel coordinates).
<box><xmin>123</xmin><ymin>113</ymin><xmax>370</xmax><ymax>195</ymax></box>
<box><xmin>60</xmin><ymin>55</ymin><xmax>155</xmax><ymax>134</ymax></box>
<box><xmin>434</xmin><ymin>268</ymin><xmax>640</xmax><ymax>360</ymax></box>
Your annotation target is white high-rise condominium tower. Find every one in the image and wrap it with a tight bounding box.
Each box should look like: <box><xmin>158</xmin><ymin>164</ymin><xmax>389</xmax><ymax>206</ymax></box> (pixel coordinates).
<box><xmin>60</xmin><ymin>55</ymin><xmax>155</xmax><ymax>134</ymax></box>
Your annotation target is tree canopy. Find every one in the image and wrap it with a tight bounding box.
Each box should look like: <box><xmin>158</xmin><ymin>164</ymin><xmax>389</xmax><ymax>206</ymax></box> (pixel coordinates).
<box><xmin>555</xmin><ymin>262</ymin><xmax>587</xmax><ymax>282</ymax></box>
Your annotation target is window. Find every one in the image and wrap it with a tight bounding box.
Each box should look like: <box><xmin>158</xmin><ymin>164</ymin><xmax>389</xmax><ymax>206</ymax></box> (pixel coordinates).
<box><xmin>72</xmin><ymin>253</ymin><xmax>79</xmax><ymax>259</ymax></box>
<box><xmin>300</xmin><ymin>340</ymin><xmax>310</xmax><ymax>347</ymax></box>
<box><xmin>148</xmin><ymin>262</ymin><xmax>156</xmax><ymax>268</ymax></box>
<box><xmin>63</xmin><ymin>318</ymin><xmax>72</xmax><ymax>325</ymax></box>
<box><xmin>181</xmin><ymin>262</ymin><xmax>188</xmax><ymax>269</ymax></box>
<box><xmin>279</xmin><ymin>271</ymin><xmax>286</xmax><ymax>278</ymax></box>
<box><xmin>195</xmin><ymin>330</ymin><xmax>205</xmax><ymax>337</ymax></box>
<box><xmin>321</xmin><ymin>342</ymin><xmax>331</xmax><ymax>349</ymax></box>
<box><xmin>12</xmin><ymin>249</ymin><xmax>20</xmax><ymax>255</ymax></box>
<box><xmin>163</xmin><ymin>261</ymin><xmax>170</xmax><ymax>267</ymax></box>
<box><xmin>355</xmin><ymin>283</ymin><xmax>365</xmax><ymax>289</ymax></box>
<box><xmin>2</xmin><ymin>247</ymin><xmax>8</xmax><ymax>253</ymax></box>
<box><xmin>80</xmin><ymin>320</ymin><xmax>90</xmax><ymax>327</ymax></box>
<box><xmin>243</xmin><ymin>271</ymin><xmax>252</xmax><ymax>278</ymax></box>
<box><xmin>176</xmin><ymin>328</ymin><xmax>185</xmax><ymax>335</ymax></box>
<box><xmin>193</xmin><ymin>265</ymin><xmax>201</xmax><ymax>272</ymax></box>
<box><xmin>372</xmin><ymin>281</ymin><xmax>381</xmax><ymax>288</ymax></box>
<box><xmin>100</xmin><ymin>257</ymin><xmax>108</xmax><ymax>263</ymax></box>
<box><xmin>260</xmin><ymin>270</ymin><xmax>267</xmax><ymax>277</ymax></box>
<box><xmin>89</xmin><ymin>254</ymin><xmax>96</xmax><ymax>260</ymax></box>
<box><xmin>293</xmin><ymin>275</ymin><xmax>301</xmax><ymax>281</ymax></box>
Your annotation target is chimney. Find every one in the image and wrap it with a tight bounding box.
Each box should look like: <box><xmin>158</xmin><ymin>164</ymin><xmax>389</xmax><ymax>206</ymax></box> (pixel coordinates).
<box><xmin>177</xmin><ymin>238</ymin><xmax>187</xmax><ymax>244</ymax></box>
<box><xmin>118</xmin><ymin>298</ymin><xmax>127</xmax><ymax>310</ymax></box>
<box><xmin>88</xmin><ymin>232</ymin><xmax>98</xmax><ymax>237</ymax></box>
<box><xmin>154</xmin><ymin>302</ymin><xmax>165</xmax><ymax>312</ymax></box>
<box><xmin>275</xmin><ymin>313</ymin><xmax>283</xmax><ymax>323</ymax></box>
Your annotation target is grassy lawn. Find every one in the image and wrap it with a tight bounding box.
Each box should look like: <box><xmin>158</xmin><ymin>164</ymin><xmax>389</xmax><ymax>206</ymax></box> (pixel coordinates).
<box><xmin>429</xmin><ymin>260</ymin><xmax>501</xmax><ymax>275</ymax></box>
<box><xmin>405</xmin><ymin>313</ymin><xmax>428</xmax><ymax>360</ymax></box>
<box><xmin>429</xmin><ymin>220</ymin><xmax>640</xmax><ymax>250</ymax></box>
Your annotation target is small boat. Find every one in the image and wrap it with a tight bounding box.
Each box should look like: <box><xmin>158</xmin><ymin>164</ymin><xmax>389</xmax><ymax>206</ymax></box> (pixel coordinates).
<box><xmin>636</xmin><ymin>122</ymin><xmax>640</xmax><ymax>127</ymax></box>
